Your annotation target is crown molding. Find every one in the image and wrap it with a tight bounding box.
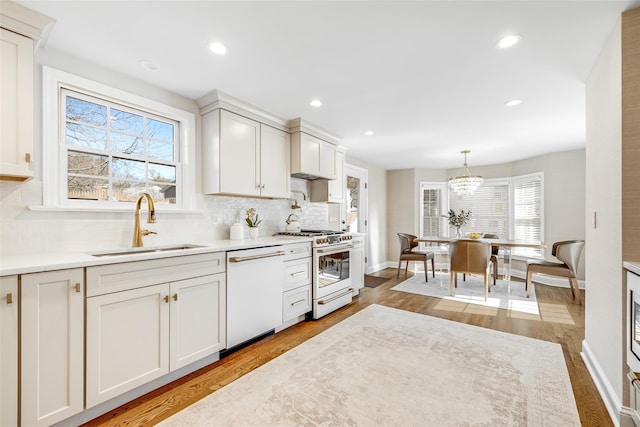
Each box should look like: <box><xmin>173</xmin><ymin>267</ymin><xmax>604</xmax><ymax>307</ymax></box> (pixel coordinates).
<box><xmin>0</xmin><ymin>1</ymin><xmax>55</xmax><ymax>49</ymax></box>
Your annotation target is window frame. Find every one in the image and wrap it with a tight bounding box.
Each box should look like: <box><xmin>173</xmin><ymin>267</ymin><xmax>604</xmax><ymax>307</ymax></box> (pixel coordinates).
<box><xmin>42</xmin><ymin>66</ymin><xmax>196</xmax><ymax>211</ymax></box>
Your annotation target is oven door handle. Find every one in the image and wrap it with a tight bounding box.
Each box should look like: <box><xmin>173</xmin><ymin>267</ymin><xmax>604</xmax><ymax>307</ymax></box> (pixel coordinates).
<box><xmin>318</xmin><ymin>288</ymin><xmax>354</xmax><ymax>305</ymax></box>
<box><xmin>316</xmin><ymin>244</ymin><xmax>353</xmax><ymax>254</ymax></box>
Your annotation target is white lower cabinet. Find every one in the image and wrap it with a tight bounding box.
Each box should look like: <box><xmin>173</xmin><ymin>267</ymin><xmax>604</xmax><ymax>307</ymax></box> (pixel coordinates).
<box><xmin>280</xmin><ymin>243</ymin><xmax>312</xmax><ymax>329</ymax></box>
<box><xmin>351</xmin><ymin>237</ymin><xmax>365</xmax><ymax>294</ymax></box>
<box><xmin>86</xmin><ymin>267</ymin><xmax>226</xmax><ymax>408</ymax></box>
<box><xmin>21</xmin><ymin>269</ymin><xmax>85</xmax><ymax>427</ymax></box>
<box><xmin>0</xmin><ymin>276</ymin><xmax>18</xmax><ymax>427</ymax></box>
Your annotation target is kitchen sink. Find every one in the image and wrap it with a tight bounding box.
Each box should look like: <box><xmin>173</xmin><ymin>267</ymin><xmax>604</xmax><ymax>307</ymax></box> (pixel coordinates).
<box><xmin>88</xmin><ymin>244</ymin><xmax>206</xmax><ymax>257</ymax></box>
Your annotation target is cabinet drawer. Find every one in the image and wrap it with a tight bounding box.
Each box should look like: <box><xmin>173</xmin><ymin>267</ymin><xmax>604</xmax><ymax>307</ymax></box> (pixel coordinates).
<box><xmin>284</xmin><ymin>257</ymin><xmax>311</xmax><ymax>291</ymax></box>
<box><xmin>87</xmin><ymin>252</ymin><xmax>225</xmax><ymax>297</ymax></box>
<box><xmin>283</xmin><ymin>242</ymin><xmax>312</xmax><ymax>261</ymax></box>
<box><xmin>283</xmin><ymin>285</ymin><xmax>311</xmax><ymax>322</ymax></box>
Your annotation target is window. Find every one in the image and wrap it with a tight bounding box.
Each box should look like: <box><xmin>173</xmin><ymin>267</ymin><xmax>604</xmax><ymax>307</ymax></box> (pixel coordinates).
<box><xmin>419</xmin><ymin>182</ymin><xmax>447</xmax><ymax>236</ymax></box>
<box><xmin>419</xmin><ymin>172</ymin><xmax>544</xmax><ymax>257</ymax></box>
<box><xmin>449</xmin><ymin>179</ymin><xmax>510</xmax><ymax>238</ymax></box>
<box><xmin>63</xmin><ymin>90</ymin><xmax>178</xmax><ymax>204</ymax></box>
<box><xmin>43</xmin><ymin>66</ymin><xmax>196</xmax><ymax>210</ymax></box>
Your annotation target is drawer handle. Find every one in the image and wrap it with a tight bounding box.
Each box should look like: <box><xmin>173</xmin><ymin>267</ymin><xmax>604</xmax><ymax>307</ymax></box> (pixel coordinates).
<box><xmin>173</xmin><ymin>293</ymin><xmax>178</xmax><ymax>301</ymax></box>
<box><xmin>229</xmin><ymin>251</ymin><xmax>286</xmax><ymax>262</ymax></box>
<box><xmin>75</xmin><ymin>283</ymin><xmax>81</xmax><ymax>293</ymax></box>
<box><xmin>289</xmin><ymin>248</ymin><xmax>307</xmax><ymax>254</ymax></box>
<box><xmin>6</xmin><ymin>293</ymin><xmax>13</xmax><ymax>304</ymax></box>
<box><xmin>290</xmin><ymin>298</ymin><xmax>306</xmax><ymax>306</ymax></box>
<box><xmin>290</xmin><ymin>271</ymin><xmax>306</xmax><ymax>277</ymax></box>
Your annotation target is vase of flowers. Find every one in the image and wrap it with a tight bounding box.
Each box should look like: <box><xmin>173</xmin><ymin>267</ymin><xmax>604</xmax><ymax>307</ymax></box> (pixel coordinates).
<box><xmin>245</xmin><ymin>208</ymin><xmax>262</xmax><ymax>238</ymax></box>
<box><xmin>446</xmin><ymin>209</ymin><xmax>471</xmax><ymax>238</ymax></box>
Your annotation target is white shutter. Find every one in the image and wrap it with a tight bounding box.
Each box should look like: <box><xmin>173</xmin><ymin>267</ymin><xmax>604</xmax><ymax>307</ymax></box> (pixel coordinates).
<box><xmin>420</xmin><ymin>182</ymin><xmax>446</xmax><ymax>237</ymax></box>
<box><xmin>513</xmin><ymin>173</ymin><xmax>543</xmax><ymax>256</ymax></box>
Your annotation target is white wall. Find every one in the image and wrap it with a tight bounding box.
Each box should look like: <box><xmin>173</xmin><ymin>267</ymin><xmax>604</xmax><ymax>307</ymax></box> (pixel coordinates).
<box><xmin>584</xmin><ymin>19</ymin><xmax>624</xmax><ymax>421</ymax></box>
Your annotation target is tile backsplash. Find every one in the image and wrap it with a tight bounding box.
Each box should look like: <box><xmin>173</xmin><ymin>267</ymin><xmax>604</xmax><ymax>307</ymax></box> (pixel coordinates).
<box><xmin>0</xmin><ymin>178</ymin><xmax>330</xmax><ymax>256</ymax></box>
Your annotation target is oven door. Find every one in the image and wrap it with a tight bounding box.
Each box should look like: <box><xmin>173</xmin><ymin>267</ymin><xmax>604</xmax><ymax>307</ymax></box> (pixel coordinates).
<box><xmin>314</xmin><ymin>244</ymin><xmax>352</xmax><ymax>298</ymax></box>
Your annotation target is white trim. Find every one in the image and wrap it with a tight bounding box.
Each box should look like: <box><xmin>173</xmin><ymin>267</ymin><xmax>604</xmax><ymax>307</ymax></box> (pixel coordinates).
<box><xmin>581</xmin><ymin>340</ymin><xmax>621</xmax><ymax>426</ymax></box>
<box><xmin>41</xmin><ymin>66</ymin><xmax>196</xmax><ymax>210</ymax></box>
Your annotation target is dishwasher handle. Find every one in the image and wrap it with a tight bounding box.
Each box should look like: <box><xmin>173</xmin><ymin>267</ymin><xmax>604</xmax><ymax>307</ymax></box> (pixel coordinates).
<box><xmin>228</xmin><ymin>250</ymin><xmax>286</xmax><ymax>263</ymax></box>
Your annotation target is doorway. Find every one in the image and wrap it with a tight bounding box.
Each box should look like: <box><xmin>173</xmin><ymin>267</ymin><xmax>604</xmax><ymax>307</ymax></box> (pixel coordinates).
<box><xmin>345</xmin><ymin>164</ymin><xmax>368</xmax><ymax>272</ymax></box>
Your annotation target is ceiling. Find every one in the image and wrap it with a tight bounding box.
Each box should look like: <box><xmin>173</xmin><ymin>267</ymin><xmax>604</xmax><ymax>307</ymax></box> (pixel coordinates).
<box><xmin>16</xmin><ymin>0</ymin><xmax>640</xmax><ymax>170</ymax></box>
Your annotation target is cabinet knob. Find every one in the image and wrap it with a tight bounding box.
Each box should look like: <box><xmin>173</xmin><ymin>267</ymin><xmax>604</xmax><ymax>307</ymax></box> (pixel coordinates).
<box><xmin>25</xmin><ymin>153</ymin><xmax>31</xmax><ymax>163</ymax></box>
<box><xmin>164</xmin><ymin>295</ymin><xmax>169</xmax><ymax>303</ymax></box>
<box><xmin>75</xmin><ymin>283</ymin><xmax>81</xmax><ymax>293</ymax></box>
<box><xmin>173</xmin><ymin>293</ymin><xmax>178</xmax><ymax>301</ymax></box>
<box><xmin>6</xmin><ymin>293</ymin><xmax>13</xmax><ymax>304</ymax></box>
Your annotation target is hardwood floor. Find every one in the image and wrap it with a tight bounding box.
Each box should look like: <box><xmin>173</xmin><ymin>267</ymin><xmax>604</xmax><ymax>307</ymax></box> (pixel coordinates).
<box><xmin>83</xmin><ymin>268</ymin><xmax>612</xmax><ymax>427</ymax></box>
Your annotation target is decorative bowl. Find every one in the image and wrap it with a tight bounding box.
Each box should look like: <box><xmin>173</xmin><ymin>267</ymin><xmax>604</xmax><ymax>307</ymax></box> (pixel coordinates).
<box><xmin>467</xmin><ymin>232</ymin><xmax>483</xmax><ymax>239</ymax></box>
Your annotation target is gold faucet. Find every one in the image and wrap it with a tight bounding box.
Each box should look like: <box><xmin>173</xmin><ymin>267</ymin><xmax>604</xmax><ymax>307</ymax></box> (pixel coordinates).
<box><xmin>132</xmin><ymin>193</ymin><xmax>157</xmax><ymax>247</ymax></box>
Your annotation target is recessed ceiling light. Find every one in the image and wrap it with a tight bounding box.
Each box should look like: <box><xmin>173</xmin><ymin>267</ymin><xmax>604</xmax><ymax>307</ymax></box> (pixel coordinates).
<box><xmin>209</xmin><ymin>42</ymin><xmax>227</xmax><ymax>55</ymax></box>
<box><xmin>497</xmin><ymin>35</ymin><xmax>521</xmax><ymax>49</ymax></box>
<box><xmin>310</xmin><ymin>99</ymin><xmax>322</xmax><ymax>107</ymax></box>
<box><xmin>504</xmin><ymin>99</ymin><xmax>522</xmax><ymax>107</ymax></box>
<box><xmin>364</xmin><ymin>130</ymin><xmax>374</xmax><ymax>136</ymax></box>
<box><xmin>138</xmin><ymin>60</ymin><xmax>159</xmax><ymax>71</ymax></box>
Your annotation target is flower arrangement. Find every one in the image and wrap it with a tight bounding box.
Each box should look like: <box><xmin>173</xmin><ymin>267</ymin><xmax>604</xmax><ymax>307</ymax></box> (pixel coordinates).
<box><xmin>245</xmin><ymin>208</ymin><xmax>262</xmax><ymax>228</ymax></box>
<box><xmin>447</xmin><ymin>209</ymin><xmax>471</xmax><ymax>227</ymax></box>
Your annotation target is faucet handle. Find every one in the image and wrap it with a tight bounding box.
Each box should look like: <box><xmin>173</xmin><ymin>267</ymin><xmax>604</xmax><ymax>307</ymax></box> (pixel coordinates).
<box><xmin>141</xmin><ymin>229</ymin><xmax>158</xmax><ymax>237</ymax></box>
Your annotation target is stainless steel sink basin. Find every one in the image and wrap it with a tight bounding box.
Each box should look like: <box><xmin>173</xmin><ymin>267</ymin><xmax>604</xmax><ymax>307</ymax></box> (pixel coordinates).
<box><xmin>88</xmin><ymin>244</ymin><xmax>205</xmax><ymax>257</ymax></box>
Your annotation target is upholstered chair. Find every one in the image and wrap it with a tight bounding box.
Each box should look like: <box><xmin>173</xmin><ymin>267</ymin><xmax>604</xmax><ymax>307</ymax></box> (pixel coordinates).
<box><xmin>525</xmin><ymin>240</ymin><xmax>585</xmax><ymax>305</ymax></box>
<box><xmin>449</xmin><ymin>239</ymin><xmax>492</xmax><ymax>301</ymax></box>
<box><xmin>397</xmin><ymin>233</ymin><xmax>435</xmax><ymax>282</ymax></box>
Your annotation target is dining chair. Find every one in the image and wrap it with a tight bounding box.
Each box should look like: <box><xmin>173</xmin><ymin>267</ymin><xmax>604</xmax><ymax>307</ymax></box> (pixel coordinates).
<box><xmin>483</xmin><ymin>233</ymin><xmax>500</xmax><ymax>286</ymax></box>
<box><xmin>449</xmin><ymin>239</ymin><xmax>492</xmax><ymax>301</ymax></box>
<box><xmin>397</xmin><ymin>233</ymin><xmax>435</xmax><ymax>282</ymax></box>
<box><xmin>525</xmin><ymin>240</ymin><xmax>585</xmax><ymax>304</ymax></box>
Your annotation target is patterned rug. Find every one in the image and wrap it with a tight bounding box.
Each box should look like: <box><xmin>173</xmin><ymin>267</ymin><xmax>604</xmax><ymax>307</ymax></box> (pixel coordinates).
<box><xmin>392</xmin><ymin>271</ymin><xmax>540</xmax><ymax>315</ymax></box>
<box><xmin>158</xmin><ymin>304</ymin><xmax>580</xmax><ymax>426</ymax></box>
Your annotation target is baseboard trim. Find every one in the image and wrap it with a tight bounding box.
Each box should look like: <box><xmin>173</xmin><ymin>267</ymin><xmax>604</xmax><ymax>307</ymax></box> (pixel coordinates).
<box><xmin>581</xmin><ymin>339</ymin><xmax>621</xmax><ymax>426</ymax></box>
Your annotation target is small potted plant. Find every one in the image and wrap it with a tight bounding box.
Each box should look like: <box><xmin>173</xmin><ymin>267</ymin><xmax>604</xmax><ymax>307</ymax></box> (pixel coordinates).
<box><xmin>447</xmin><ymin>209</ymin><xmax>471</xmax><ymax>238</ymax></box>
<box><xmin>245</xmin><ymin>208</ymin><xmax>262</xmax><ymax>238</ymax></box>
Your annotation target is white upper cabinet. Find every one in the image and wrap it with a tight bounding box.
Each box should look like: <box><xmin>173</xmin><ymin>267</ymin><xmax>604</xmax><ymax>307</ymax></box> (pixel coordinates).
<box><xmin>1</xmin><ymin>2</ymin><xmax>54</xmax><ymax>181</ymax></box>
<box><xmin>1</xmin><ymin>28</ymin><xmax>34</xmax><ymax>181</ymax></box>
<box><xmin>201</xmin><ymin>109</ymin><xmax>290</xmax><ymax>198</ymax></box>
<box><xmin>310</xmin><ymin>149</ymin><xmax>346</xmax><ymax>203</ymax></box>
<box><xmin>291</xmin><ymin>132</ymin><xmax>338</xmax><ymax>180</ymax></box>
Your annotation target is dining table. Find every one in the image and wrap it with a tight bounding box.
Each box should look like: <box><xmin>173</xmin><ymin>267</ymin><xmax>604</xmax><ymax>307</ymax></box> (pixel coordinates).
<box><xmin>415</xmin><ymin>236</ymin><xmax>547</xmax><ymax>281</ymax></box>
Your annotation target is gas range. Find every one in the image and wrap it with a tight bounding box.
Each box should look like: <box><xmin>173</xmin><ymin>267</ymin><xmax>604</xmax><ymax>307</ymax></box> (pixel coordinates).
<box><xmin>274</xmin><ymin>229</ymin><xmax>353</xmax><ymax>247</ymax></box>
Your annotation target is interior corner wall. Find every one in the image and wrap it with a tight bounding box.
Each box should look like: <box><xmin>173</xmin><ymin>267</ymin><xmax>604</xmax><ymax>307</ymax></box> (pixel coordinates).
<box><xmin>386</xmin><ymin>169</ymin><xmax>416</xmax><ymax>262</ymax></box>
<box><xmin>584</xmin><ymin>16</ymin><xmax>624</xmax><ymax>420</ymax></box>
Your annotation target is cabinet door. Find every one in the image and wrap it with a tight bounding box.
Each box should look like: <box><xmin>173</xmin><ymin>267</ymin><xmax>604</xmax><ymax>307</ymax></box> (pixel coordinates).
<box><xmin>351</xmin><ymin>245</ymin><xmax>365</xmax><ymax>292</ymax></box>
<box><xmin>219</xmin><ymin>110</ymin><xmax>260</xmax><ymax>196</ymax></box>
<box><xmin>0</xmin><ymin>276</ymin><xmax>18</xmax><ymax>427</ymax></box>
<box><xmin>319</xmin><ymin>140</ymin><xmax>337</xmax><ymax>180</ymax></box>
<box><xmin>170</xmin><ymin>273</ymin><xmax>226</xmax><ymax>370</ymax></box>
<box><xmin>86</xmin><ymin>284</ymin><xmax>170</xmax><ymax>408</ymax></box>
<box><xmin>298</xmin><ymin>133</ymin><xmax>322</xmax><ymax>177</ymax></box>
<box><xmin>260</xmin><ymin>124</ymin><xmax>290</xmax><ymax>198</ymax></box>
<box><xmin>327</xmin><ymin>150</ymin><xmax>345</xmax><ymax>202</ymax></box>
<box><xmin>21</xmin><ymin>269</ymin><xmax>84</xmax><ymax>426</ymax></box>
<box><xmin>1</xmin><ymin>28</ymin><xmax>34</xmax><ymax>181</ymax></box>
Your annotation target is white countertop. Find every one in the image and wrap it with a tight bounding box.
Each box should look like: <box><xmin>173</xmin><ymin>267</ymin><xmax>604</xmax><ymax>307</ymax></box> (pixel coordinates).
<box><xmin>624</xmin><ymin>261</ymin><xmax>640</xmax><ymax>276</ymax></box>
<box><xmin>0</xmin><ymin>236</ymin><xmax>312</xmax><ymax>276</ymax></box>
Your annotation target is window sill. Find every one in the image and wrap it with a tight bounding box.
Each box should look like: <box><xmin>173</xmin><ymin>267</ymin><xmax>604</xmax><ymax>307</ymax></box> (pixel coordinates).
<box><xmin>28</xmin><ymin>205</ymin><xmax>203</xmax><ymax>215</ymax></box>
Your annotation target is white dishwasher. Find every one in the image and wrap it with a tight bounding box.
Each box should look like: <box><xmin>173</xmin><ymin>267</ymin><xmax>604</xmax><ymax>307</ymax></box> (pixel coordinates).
<box><xmin>226</xmin><ymin>245</ymin><xmax>285</xmax><ymax>349</ymax></box>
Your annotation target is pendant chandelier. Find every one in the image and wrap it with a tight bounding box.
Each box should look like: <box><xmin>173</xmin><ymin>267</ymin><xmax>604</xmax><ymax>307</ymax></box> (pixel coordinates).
<box><xmin>449</xmin><ymin>150</ymin><xmax>483</xmax><ymax>196</ymax></box>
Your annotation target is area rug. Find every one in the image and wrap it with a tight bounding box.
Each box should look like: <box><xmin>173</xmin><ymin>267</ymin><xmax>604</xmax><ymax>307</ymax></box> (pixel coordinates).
<box><xmin>364</xmin><ymin>274</ymin><xmax>389</xmax><ymax>288</ymax></box>
<box><xmin>158</xmin><ymin>304</ymin><xmax>580</xmax><ymax>426</ymax></box>
<box><xmin>392</xmin><ymin>272</ymin><xmax>540</xmax><ymax>315</ymax></box>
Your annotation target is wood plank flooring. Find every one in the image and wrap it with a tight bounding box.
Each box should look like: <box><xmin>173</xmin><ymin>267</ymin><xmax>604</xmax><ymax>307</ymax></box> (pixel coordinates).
<box><xmin>83</xmin><ymin>268</ymin><xmax>612</xmax><ymax>427</ymax></box>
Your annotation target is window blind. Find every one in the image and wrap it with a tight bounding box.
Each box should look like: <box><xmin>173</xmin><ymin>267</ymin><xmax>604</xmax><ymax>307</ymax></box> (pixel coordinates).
<box><xmin>513</xmin><ymin>174</ymin><xmax>543</xmax><ymax>256</ymax></box>
<box><xmin>449</xmin><ymin>180</ymin><xmax>509</xmax><ymax>238</ymax></box>
<box><xmin>420</xmin><ymin>183</ymin><xmax>446</xmax><ymax>237</ymax></box>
